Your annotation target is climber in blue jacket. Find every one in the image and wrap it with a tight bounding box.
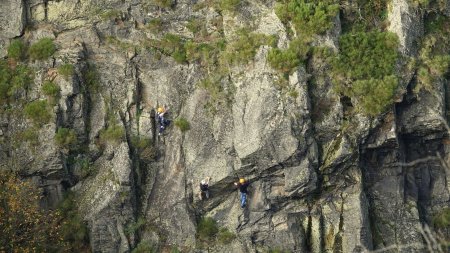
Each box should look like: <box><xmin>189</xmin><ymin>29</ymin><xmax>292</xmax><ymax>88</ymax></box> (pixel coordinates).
<box><xmin>234</xmin><ymin>178</ymin><xmax>250</xmax><ymax>208</ymax></box>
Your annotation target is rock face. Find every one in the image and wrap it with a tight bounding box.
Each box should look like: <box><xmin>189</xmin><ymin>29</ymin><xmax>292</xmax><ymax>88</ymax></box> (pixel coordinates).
<box><xmin>0</xmin><ymin>0</ymin><xmax>25</xmax><ymax>56</ymax></box>
<box><xmin>0</xmin><ymin>0</ymin><xmax>449</xmax><ymax>252</ymax></box>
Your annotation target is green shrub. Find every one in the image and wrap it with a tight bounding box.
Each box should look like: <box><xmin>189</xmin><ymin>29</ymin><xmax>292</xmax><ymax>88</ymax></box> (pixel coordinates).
<box><xmin>28</xmin><ymin>38</ymin><xmax>56</xmax><ymax>60</ymax></box>
<box><xmin>267</xmin><ymin>38</ymin><xmax>310</xmax><ymax>74</ymax></box>
<box><xmin>100</xmin><ymin>9</ymin><xmax>121</xmax><ymax>20</ymax></box>
<box><xmin>55</xmin><ymin>127</ymin><xmax>77</xmax><ymax>149</ymax></box>
<box><xmin>331</xmin><ymin>31</ymin><xmax>399</xmax><ymax>115</ymax></box>
<box><xmin>84</xmin><ymin>64</ymin><xmax>100</xmax><ymax>93</ymax></box>
<box><xmin>154</xmin><ymin>0</ymin><xmax>174</xmax><ymax>8</ymax></box>
<box><xmin>73</xmin><ymin>157</ymin><xmax>96</xmax><ymax>177</ymax></box>
<box><xmin>125</xmin><ymin>217</ymin><xmax>146</xmax><ymax>235</ymax></box>
<box><xmin>146</xmin><ymin>18</ymin><xmax>163</xmax><ymax>33</ymax></box>
<box><xmin>15</xmin><ymin>128</ymin><xmax>39</xmax><ymax>147</ymax></box>
<box><xmin>197</xmin><ymin>217</ymin><xmax>219</xmax><ymax>242</ymax></box>
<box><xmin>217</xmin><ymin>227</ymin><xmax>236</xmax><ymax>244</ymax></box>
<box><xmin>275</xmin><ymin>0</ymin><xmax>339</xmax><ymax>36</ymax></box>
<box><xmin>185</xmin><ymin>39</ymin><xmax>225</xmax><ymax>67</ymax></box>
<box><xmin>131</xmin><ymin>135</ymin><xmax>152</xmax><ymax>150</ymax></box>
<box><xmin>58</xmin><ymin>192</ymin><xmax>90</xmax><ymax>252</ymax></box>
<box><xmin>186</xmin><ymin>19</ymin><xmax>204</xmax><ymax>35</ymax></box>
<box><xmin>7</xmin><ymin>39</ymin><xmax>26</xmax><ymax>60</ymax></box>
<box><xmin>131</xmin><ymin>241</ymin><xmax>156</xmax><ymax>253</ymax></box>
<box><xmin>350</xmin><ymin>75</ymin><xmax>398</xmax><ymax>116</ymax></box>
<box><xmin>8</xmin><ymin>65</ymin><xmax>33</xmax><ymax>98</ymax></box>
<box><xmin>0</xmin><ymin>61</ymin><xmax>33</xmax><ymax>103</ymax></box>
<box><xmin>58</xmin><ymin>64</ymin><xmax>74</xmax><ymax>80</ymax></box>
<box><xmin>42</xmin><ymin>81</ymin><xmax>60</xmax><ymax>98</ymax></box>
<box><xmin>99</xmin><ymin>124</ymin><xmax>125</xmax><ymax>143</ymax></box>
<box><xmin>219</xmin><ymin>0</ymin><xmax>240</xmax><ymax>12</ymax></box>
<box><xmin>223</xmin><ymin>29</ymin><xmax>277</xmax><ymax>65</ymax></box>
<box><xmin>161</xmin><ymin>34</ymin><xmax>186</xmax><ymax>60</ymax></box>
<box><xmin>433</xmin><ymin>208</ymin><xmax>450</xmax><ymax>229</ymax></box>
<box><xmin>174</xmin><ymin>117</ymin><xmax>190</xmax><ymax>132</ymax></box>
<box><xmin>24</xmin><ymin>100</ymin><xmax>52</xmax><ymax>126</ymax></box>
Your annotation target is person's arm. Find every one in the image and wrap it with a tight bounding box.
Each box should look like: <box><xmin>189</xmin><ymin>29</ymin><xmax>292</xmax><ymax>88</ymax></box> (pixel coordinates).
<box><xmin>205</xmin><ymin>176</ymin><xmax>211</xmax><ymax>185</ymax></box>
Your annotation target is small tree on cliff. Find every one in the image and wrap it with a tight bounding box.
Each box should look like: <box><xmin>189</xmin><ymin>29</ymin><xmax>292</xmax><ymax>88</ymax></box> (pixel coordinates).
<box><xmin>0</xmin><ymin>171</ymin><xmax>64</xmax><ymax>252</ymax></box>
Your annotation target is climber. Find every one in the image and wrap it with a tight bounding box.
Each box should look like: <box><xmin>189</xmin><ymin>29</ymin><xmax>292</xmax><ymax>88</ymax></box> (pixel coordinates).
<box><xmin>234</xmin><ymin>178</ymin><xmax>250</xmax><ymax>208</ymax></box>
<box><xmin>156</xmin><ymin>105</ymin><xmax>170</xmax><ymax>135</ymax></box>
<box><xmin>199</xmin><ymin>176</ymin><xmax>211</xmax><ymax>200</ymax></box>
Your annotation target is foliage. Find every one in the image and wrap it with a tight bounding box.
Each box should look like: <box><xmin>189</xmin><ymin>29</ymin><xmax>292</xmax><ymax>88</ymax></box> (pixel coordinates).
<box><xmin>132</xmin><ymin>241</ymin><xmax>156</xmax><ymax>253</ymax></box>
<box><xmin>153</xmin><ymin>0</ymin><xmax>174</xmax><ymax>9</ymax></box>
<box><xmin>0</xmin><ymin>61</ymin><xmax>34</xmax><ymax>104</ymax></box>
<box><xmin>146</xmin><ymin>18</ymin><xmax>163</xmax><ymax>33</ymax></box>
<box><xmin>7</xmin><ymin>39</ymin><xmax>26</xmax><ymax>61</ymax></box>
<box><xmin>267</xmin><ymin>38</ymin><xmax>310</xmax><ymax>74</ymax></box>
<box><xmin>24</xmin><ymin>100</ymin><xmax>52</xmax><ymax>126</ymax></box>
<box><xmin>217</xmin><ymin>227</ymin><xmax>236</xmax><ymax>244</ymax></box>
<box><xmin>58</xmin><ymin>63</ymin><xmax>75</xmax><ymax>80</ymax></box>
<box><xmin>0</xmin><ymin>171</ymin><xmax>64</xmax><ymax>252</ymax></box>
<box><xmin>174</xmin><ymin>117</ymin><xmax>190</xmax><ymax>132</ymax></box>
<box><xmin>185</xmin><ymin>39</ymin><xmax>226</xmax><ymax>68</ymax></box>
<box><xmin>100</xmin><ymin>9</ymin><xmax>121</xmax><ymax>20</ymax></box>
<box><xmin>414</xmin><ymin>15</ymin><xmax>450</xmax><ymax>93</ymax></box>
<box><xmin>223</xmin><ymin>29</ymin><xmax>277</xmax><ymax>65</ymax></box>
<box><xmin>55</xmin><ymin>127</ymin><xmax>78</xmax><ymax>150</ymax></box>
<box><xmin>15</xmin><ymin>127</ymin><xmax>39</xmax><ymax>147</ymax></box>
<box><xmin>84</xmin><ymin>63</ymin><xmax>100</xmax><ymax>93</ymax></box>
<box><xmin>125</xmin><ymin>217</ymin><xmax>147</xmax><ymax>235</ymax></box>
<box><xmin>148</xmin><ymin>33</ymin><xmax>188</xmax><ymax>64</ymax></box>
<box><xmin>99</xmin><ymin>124</ymin><xmax>125</xmax><ymax>144</ymax></box>
<box><xmin>198</xmin><ymin>74</ymin><xmax>234</xmax><ymax>114</ymax></box>
<box><xmin>275</xmin><ymin>0</ymin><xmax>339</xmax><ymax>35</ymax></box>
<box><xmin>433</xmin><ymin>208</ymin><xmax>450</xmax><ymax>229</ymax></box>
<box><xmin>57</xmin><ymin>192</ymin><xmax>90</xmax><ymax>252</ymax></box>
<box><xmin>197</xmin><ymin>217</ymin><xmax>219</xmax><ymax>242</ymax></box>
<box><xmin>350</xmin><ymin>76</ymin><xmax>398</xmax><ymax>116</ymax></box>
<box><xmin>340</xmin><ymin>0</ymin><xmax>390</xmax><ymax>33</ymax></box>
<box><xmin>331</xmin><ymin>31</ymin><xmax>399</xmax><ymax>115</ymax></box>
<box><xmin>219</xmin><ymin>0</ymin><xmax>240</xmax><ymax>12</ymax></box>
<box><xmin>42</xmin><ymin>80</ymin><xmax>60</xmax><ymax>98</ymax></box>
<box><xmin>28</xmin><ymin>38</ymin><xmax>56</xmax><ymax>60</ymax></box>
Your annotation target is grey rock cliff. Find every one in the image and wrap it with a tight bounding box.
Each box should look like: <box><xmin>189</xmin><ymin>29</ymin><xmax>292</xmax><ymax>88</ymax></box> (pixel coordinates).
<box><xmin>0</xmin><ymin>0</ymin><xmax>449</xmax><ymax>252</ymax></box>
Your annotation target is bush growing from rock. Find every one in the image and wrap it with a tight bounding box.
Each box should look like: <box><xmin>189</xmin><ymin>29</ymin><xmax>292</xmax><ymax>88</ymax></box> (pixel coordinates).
<box><xmin>99</xmin><ymin>124</ymin><xmax>125</xmax><ymax>144</ymax></box>
<box><xmin>131</xmin><ymin>241</ymin><xmax>156</xmax><ymax>253</ymax></box>
<box><xmin>57</xmin><ymin>192</ymin><xmax>90</xmax><ymax>252</ymax></box>
<box><xmin>58</xmin><ymin>64</ymin><xmax>74</xmax><ymax>80</ymax></box>
<box><xmin>331</xmin><ymin>31</ymin><xmax>399</xmax><ymax>115</ymax></box>
<box><xmin>275</xmin><ymin>0</ymin><xmax>339</xmax><ymax>36</ymax></box>
<box><xmin>219</xmin><ymin>0</ymin><xmax>240</xmax><ymax>12</ymax></box>
<box><xmin>24</xmin><ymin>100</ymin><xmax>51</xmax><ymax>126</ymax></box>
<box><xmin>154</xmin><ymin>0</ymin><xmax>174</xmax><ymax>8</ymax></box>
<box><xmin>223</xmin><ymin>29</ymin><xmax>276</xmax><ymax>65</ymax></box>
<box><xmin>197</xmin><ymin>217</ymin><xmax>219</xmax><ymax>242</ymax></box>
<box><xmin>174</xmin><ymin>117</ymin><xmax>190</xmax><ymax>132</ymax></box>
<box><xmin>0</xmin><ymin>171</ymin><xmax>65</xmax><ymax>252</ymax></box>
<box><xmin>7</xmin><ymin>39</ymin><xmax>26</xmax><ymax>61</ymax></box>
<box><xmin>42</xmin><ymin>81</ymin><xmax>60</xmax><ymax>98</ymax></box>
<box><xmin>28</xmin><ymin>38</ymin><xmax>56</xmax><ymax>60</ymax></box>
<box><xmin>433</xmin><ymin>207</ymin><xmax>450</xmax><ymax>229</ymax></box>
<box><xmin>217</xmin><ymin>227</ymin><xmax>236</xmax><ymax>244</ymax></box>
<box><xmin>55</xmin><ymin>127</ymin><xmax>77</xmax><ymax>150</ymax></box>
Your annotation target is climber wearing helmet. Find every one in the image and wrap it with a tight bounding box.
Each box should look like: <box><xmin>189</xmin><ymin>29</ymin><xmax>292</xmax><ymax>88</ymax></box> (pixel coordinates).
<box><xmin>199</xmin><ymin>176</ymin><xmax>211</xmax><ymax>200</ymax></box>
<box><xmin>156</xmin><ymin>105</ymin><xmax>170</xmax><ymax>135</ymax></box>
<box><xmin>234</xmin><ymin>178</ymin><xmax>250</xmax><ymax>208</ymax></box>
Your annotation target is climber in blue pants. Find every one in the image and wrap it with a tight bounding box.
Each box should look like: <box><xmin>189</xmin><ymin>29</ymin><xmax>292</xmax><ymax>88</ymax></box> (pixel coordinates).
<box><xmin>156</xmin><ymin>106</ymin><xmax>170</xmax><ymax>136</ymax></box>
<box><xmin>234</xmin><ymin>178</ymin><xmax>250</xmax><ymax>208</ymax></box>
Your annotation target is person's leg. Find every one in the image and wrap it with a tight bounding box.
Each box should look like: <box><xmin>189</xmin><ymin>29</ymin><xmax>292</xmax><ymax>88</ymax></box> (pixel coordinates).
<box><xmin>206</xmin><ymin>190</ymin><xmax>209</xmax><ymax>199</ymax></box>
<box><xmin>240</xmin><ymin>192</ymin><xmax>246</xmax><ymax>208</ymax></box>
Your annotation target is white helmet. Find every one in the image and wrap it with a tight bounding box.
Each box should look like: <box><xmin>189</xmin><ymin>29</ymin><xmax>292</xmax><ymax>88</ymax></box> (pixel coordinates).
<box><xmin>201</xmin><ymin>180</ymin><xmax>206</xmax><ymax>185</ymax></box>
